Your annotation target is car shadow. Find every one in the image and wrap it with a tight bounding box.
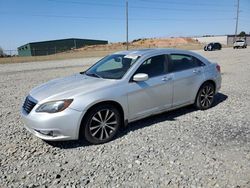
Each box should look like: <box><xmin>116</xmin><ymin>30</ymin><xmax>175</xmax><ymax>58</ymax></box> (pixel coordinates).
<box><xmin>119</xmin><ymin>92</ymin><xmax>228</xmax><ymax>136</ymax></box>
<box><xmin>45</xmin><ymin>92</ymin><xmax>228</xmax><ymax>149</ymax></box>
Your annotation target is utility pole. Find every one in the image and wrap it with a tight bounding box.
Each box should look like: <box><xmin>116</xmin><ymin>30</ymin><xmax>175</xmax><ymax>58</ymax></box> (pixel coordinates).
<box><xmin>126</xmin><ymin>0</ymin><xmax>129</xmax><ymax>50</ymax></box>
<box><xmin>234</xmin><ymin>0</ymin><xmax>240</xmax><ymax>42</ymax></box>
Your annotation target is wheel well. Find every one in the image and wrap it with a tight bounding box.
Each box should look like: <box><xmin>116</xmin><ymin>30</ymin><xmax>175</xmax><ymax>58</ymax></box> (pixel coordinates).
<box><xmin>78</xmin><ymin>101</ymin><xmax>125</xmax><ymax>139</ymax></box>
<box><xmin>195</xmin><ymin>80</ymin><xmax>216</xmax><ymax>101</ymax></box>
<box><xmin>203</xmin><ymin>80</ymin><xmax>216</xmax><ymax>90</ymax></box>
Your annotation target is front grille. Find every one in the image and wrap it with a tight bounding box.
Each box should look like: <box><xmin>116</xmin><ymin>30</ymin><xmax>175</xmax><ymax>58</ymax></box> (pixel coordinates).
<box><xmin>23</xmin><ymin>96</ymin><xmax>37</xmax><ymax>114</ymax></box>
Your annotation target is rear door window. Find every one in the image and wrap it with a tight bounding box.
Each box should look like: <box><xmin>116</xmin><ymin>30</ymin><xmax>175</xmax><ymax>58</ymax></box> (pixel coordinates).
<box><xmin>169</xmin><ymin>54</ymin><xmax>204</xmax><ymax>72</ymax></box>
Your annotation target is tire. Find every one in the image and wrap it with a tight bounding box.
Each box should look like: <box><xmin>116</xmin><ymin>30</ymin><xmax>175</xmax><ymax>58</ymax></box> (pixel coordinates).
<box><xmin>204</xmin><ymin>46</ymin><xmax>207</xmax><ymax>51</ymax></box>
<box><xmin>207</xmin><ymin>45</ymin><xmax>213</xmax><ymax>51</ymax></box>
<box><xmin>81</xmin><ymin>104</ymin><xmax>121</xmax><ymax>144</ymax></box>
<box><xmin>194</xmin><ymin>82</ymin><xmax>215</xmax><ymax>110</ymax></box>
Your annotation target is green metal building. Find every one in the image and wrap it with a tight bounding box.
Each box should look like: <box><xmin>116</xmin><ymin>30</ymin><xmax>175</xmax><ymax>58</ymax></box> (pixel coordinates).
<box><xmin>18</xmin><ymin>38</ymin><xmax>108</xmax><ymax>56</ymax></box>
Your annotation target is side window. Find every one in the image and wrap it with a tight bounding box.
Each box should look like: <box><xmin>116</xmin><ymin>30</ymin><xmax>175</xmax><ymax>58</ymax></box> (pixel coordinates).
<box><xmin>169</xmin><ymin>54</ymin><xmax>203</xmax><ymax>72</ymax></box>
<box><xmin>194</xmin><ymin>57</ymin><xmax>205</xmax><ymax>66</ymax></box>
<box><xmin>134</xmin><ymin>55</ymin><xmax>166</xmax><ymax>77</ymax></box>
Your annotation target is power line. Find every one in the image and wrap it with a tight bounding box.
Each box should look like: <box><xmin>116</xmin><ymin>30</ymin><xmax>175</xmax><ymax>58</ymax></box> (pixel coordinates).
<box><xmin>130</xmin><ymin>18</ymin><xmax>234</xmax><ymax>21</ymax></box>
<box><xmin>0</xmin><ymin>12</ymin><xmax>234</xmax><ymax>22</ymax></box>
<box><xmin>47</xmin><ymin>0</ymin><xmax>123</xmax><ymax>8</ymax></box>
<box><xmin>47</xmin><ymin>0</ymin><xmax>235</xmax><ymax>12</ymax></box>
<box><xmin>138</xmin><ymin>0</ymin><xmax>234</xmax><ymax>7</ymax></box>
<box><xmin>49</xmin><ymin>0</ymin><xmax>234</xmax><ymax>8</ymax></box>
<box><xmin>0</xmin><ymin>12</ymin><xmax>125</xmax><ymax>20</ymax></box>
<box><xmin>130</xmin><ymin>5</ymin><xmax>233</xmax><ymax>12</ymax></box>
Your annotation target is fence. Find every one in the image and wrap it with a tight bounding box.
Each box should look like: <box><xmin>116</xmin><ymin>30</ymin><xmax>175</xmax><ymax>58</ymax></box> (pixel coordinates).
<box><xmin>1</xmin><ymin>50</ymin><xmax>18</xmax><ymax>57</ymax></box>
<box><xmin>0</xmin><ymin>48</ymin><xmax>125</xmax><ymax>64</ymax></box>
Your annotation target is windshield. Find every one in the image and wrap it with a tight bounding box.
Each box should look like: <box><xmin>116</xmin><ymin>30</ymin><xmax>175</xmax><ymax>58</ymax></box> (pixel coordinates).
<box><xmin>85</xmin><ymin>54</ymin><xmax>140</xmax><ymax>79</ymax></box>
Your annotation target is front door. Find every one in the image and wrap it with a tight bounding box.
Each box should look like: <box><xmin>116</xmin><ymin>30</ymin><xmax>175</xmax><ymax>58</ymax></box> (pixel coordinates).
<box><xmin>127</xmin><ymin>55</ymin><xmax>173</xmax><ymax>121</ymax></box>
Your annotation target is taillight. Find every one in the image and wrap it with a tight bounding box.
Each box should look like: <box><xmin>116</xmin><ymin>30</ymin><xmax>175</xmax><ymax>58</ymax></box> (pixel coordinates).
<box><xmin>216</xmin><ymin>65</ymin><xmax>221</xmax><ymax>73</ymax></box>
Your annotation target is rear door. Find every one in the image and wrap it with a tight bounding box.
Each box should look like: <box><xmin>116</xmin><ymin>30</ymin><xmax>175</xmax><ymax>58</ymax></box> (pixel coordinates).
<box><xmin>168</xmin><ymin>54</ymin><xmax>205</xmax><ymax>106</ymax></box>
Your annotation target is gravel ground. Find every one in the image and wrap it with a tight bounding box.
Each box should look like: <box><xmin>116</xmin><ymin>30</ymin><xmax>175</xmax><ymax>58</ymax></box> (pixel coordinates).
<box><xmin>0</xmin><ymin>48</ymin><xmax>250</xmax><ymax>187</ymax></box>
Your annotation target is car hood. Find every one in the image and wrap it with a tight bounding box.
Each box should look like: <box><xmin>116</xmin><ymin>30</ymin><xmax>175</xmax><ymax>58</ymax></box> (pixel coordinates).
<box><xmin>29</xmin><ymin>73</ymin><xmax>116</xmax><ymax>102</ymax></box>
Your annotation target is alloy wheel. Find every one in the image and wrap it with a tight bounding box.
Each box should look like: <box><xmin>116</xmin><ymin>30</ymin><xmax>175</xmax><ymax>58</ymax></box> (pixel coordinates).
<box><xmin>200</xmin><ymin>85</ymin><xmax>214</xmax><ymax>108</ymax></box>
<box><xmin>89</xmin><ymin>109</ymin><xmax>118</xmax><ymax>141</ymax></box>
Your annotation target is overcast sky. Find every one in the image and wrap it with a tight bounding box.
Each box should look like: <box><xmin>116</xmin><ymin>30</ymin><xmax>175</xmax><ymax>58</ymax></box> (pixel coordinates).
<box><xmin>0</xmin><ymin>0</ymin><xmax>249</xmax><ymax>50</ymax></box>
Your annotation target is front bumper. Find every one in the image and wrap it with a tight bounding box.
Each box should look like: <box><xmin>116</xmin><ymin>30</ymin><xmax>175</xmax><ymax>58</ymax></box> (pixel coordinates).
<box><xmin>21</xmin><ymin>107</ymin><xmax>84</xmax><ymax>141</ymax></box>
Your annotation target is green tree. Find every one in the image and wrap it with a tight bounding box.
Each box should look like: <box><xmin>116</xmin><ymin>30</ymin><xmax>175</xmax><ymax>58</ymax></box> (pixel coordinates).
<box><xmin>238</xmin><ymin>31</ymin><xmax>246</xmax><ymax>37</ymax></box>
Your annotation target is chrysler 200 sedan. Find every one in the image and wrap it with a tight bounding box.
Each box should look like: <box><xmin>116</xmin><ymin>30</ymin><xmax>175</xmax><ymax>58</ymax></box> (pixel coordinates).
<box><xmin>21</xmin><ymin>49</ymin><xmax>221</xmax><ymax>144</ymax></box>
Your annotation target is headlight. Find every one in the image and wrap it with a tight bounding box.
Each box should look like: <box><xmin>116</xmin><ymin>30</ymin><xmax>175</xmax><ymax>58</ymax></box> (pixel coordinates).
<box><xmin>36</xmin><ymin>99</ymin><xmax>73</xmax><ymax>113</ymax></box>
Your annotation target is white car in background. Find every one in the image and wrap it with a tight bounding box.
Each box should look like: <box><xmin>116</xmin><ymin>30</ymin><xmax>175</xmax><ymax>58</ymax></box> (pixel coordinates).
<box><xmin>233</xmin><ymin>39</ymin><xmax>247</xmax><ymax>49</ymax></box>
<box><xmin>21</xmin><ymin>49</ymin><xmax>222</xmax><ymax>144</ymax></box>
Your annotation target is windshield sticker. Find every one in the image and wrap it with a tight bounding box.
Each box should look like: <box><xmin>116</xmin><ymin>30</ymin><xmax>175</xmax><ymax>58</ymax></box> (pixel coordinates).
<box><xmin>124</xmin><ymin>55</ymin><xmax>139</xmax><ymax>59</ymax></box>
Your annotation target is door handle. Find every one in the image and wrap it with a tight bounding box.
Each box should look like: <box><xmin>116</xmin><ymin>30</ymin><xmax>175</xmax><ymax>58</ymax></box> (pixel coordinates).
<box><xmin>193</xmin><ymin>69</ymin><xmax>201</xmax><ymax>74</ymax></box>
<box><xmin>162</xmin><ymin>77</ymin><xmax>172</xmax><ymax>81</ymax></box>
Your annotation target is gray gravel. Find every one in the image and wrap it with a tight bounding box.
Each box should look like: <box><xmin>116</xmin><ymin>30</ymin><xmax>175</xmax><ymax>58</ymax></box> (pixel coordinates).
<box><xmin>0</xmin><ymin>48</ymin><xmax>250</xmax><ymax>187</ymax></box>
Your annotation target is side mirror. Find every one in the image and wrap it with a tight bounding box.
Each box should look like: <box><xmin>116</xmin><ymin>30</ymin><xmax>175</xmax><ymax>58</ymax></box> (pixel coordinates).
<box><xmin>133</xmin><ymin>73</ymin><xmax>149</xmax><ymax>82</ymax></box>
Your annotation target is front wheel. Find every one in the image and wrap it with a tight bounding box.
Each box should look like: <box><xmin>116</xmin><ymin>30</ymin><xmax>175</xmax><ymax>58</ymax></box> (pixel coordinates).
<box><xmin>207</xmin><ymin>45</ymin><xmax>213</xmax><ymax>51</ymax></box>
<box><xmin>82</xmin><ymin>105</ymin><xmax>121</xmax><ymax>144</ymax></box>
<box><xmin>194</xmin><ymin>83</ymin><xmax>215</xmax><ymax>110</ymax></box>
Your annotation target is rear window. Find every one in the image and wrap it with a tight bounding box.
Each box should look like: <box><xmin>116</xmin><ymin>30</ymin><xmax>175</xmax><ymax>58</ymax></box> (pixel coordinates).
<box><xmin>236</xmin><ymin>40</ymin><xmax>244</xmax><ymax>42</ymax></box>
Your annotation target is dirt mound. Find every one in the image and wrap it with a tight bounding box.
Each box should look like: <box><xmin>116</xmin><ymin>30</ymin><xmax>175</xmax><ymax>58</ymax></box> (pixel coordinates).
<box><xmin>131</xmin><ymin>37</ymin><xmax>199</xmax><ymax>47</ymax></box>
<box><xmin>73</xmin><ymin>37</ymin><xmax>201</xmax><ymax>52</ymax></box>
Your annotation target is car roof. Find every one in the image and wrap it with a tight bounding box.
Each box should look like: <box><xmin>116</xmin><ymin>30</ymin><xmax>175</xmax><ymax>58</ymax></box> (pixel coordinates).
<box><xmin>113</xmin><ymin>48</ymin><xmax>197</xmax><ymax>57</ymax></box>
<box><xmin>208</xmin><ymin>42</ymin><xmax>220</xmax><ymax>45</ymax></box>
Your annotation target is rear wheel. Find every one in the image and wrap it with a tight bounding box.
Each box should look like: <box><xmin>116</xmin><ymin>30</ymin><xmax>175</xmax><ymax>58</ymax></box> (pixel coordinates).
<box><xmin>195</xmin><ymin>83</ymin><xmax>215</xmax><ymax>110</ymax></box>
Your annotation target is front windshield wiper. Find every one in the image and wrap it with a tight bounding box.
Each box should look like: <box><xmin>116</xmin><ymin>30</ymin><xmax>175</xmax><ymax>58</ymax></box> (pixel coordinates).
<box><xmin>85</xmin><ymin>72</ymin><xmax>102</xmax><ymax>78</ymax></box>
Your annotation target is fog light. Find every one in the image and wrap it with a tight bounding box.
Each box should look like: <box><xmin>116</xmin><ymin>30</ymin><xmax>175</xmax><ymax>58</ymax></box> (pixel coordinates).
<box><xmin>35</xmin><ymin>130</ymin><xmax>53</xmax><ymax>136</ymax></box>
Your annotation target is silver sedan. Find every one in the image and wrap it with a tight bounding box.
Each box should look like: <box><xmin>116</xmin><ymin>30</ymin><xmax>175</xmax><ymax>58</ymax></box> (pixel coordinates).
<box><xmin>21</xmin><ymin>49</ymin><xmax>221</xmax><ymax>144</ymax></box>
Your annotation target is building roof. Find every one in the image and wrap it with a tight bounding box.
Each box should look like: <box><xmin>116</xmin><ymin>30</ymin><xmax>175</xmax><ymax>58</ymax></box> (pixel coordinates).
<box><xmin>18</xmin><ymin>38</ymin><xmax>108</xmax><ymax>49</ymax></box>
<box><xmin>227</xmin><ymin>34</ymin><xmax>250</xmax><ymax>37</ymax></box>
